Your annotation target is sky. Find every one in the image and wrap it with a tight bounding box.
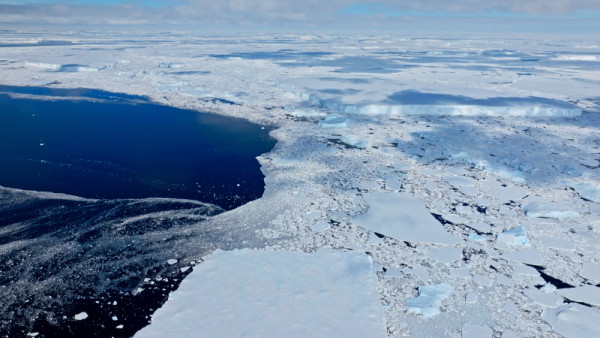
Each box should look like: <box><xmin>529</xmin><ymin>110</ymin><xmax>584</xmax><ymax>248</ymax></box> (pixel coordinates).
<box><xmin>1</xmin><ymin>0</ymin><xmax>599</xmax><ymax>35</ymax></box>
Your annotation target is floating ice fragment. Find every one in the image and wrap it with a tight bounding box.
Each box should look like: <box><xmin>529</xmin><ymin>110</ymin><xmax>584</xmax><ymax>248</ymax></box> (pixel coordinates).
<box><xmin>542</xmin><ymin>304</ymin><xmax>600</xmax><ymax>338</ymax></box>
<box><xmin>426</xmin><ymin>247</ymin><xmax>462</xmax><ymax>264</ymax></box>
<box><xmin>468</xmin><ymin>233</ymin><xmax>485</xmax><ymax>242</ymax></box>
<box><xmin>136</xmin><ymin>249</ymin><xmax>386</xmax><ymax>337</ymax></box>
<box><xmin>497</xmin><ymin>227</ymin><xmax>529</xmax><ymax>246</ymax></box>
<box><xmin>74</xmin><ymin>312</ymin><xmax>88</xmax><ymax>320</ymax></box>
<box><xmin>501</xmin><ymin>248</ymin><xmax>543</xmax><ymax>265</ymax></box>
<box><xmin>523</xmin><ymin>288</ymin><xmax>563</xmax><ymax>307</ymax></box>
<box><xmin>405</xmin><ymin>283</ymin><xmax>452</xmax><ymax>318</ymax></box>
<box><xmin>339</xmin><ymin>135</ymin><xmax>370</xmax><ymax>149</ymax></box>
<box><xmin>521</xmin><ymin>201</ymin><xmax>579</xmax><ymax>219</ymax></box>
<box><xmin>462</xmin><ymin>323</ymin><xmax>493</xmax><ymax>338</ymax></box>
<box><xmin>568</xmin><ymin>181</ymin><xmax>600</xmax><ymax>203</ymax></box>
<box><xmin>354</xmin><ymin>192</ymin><xmax>459</xmax><ymax>245</ymax></box>
<box><xmin>580</xmin><ymin>263</ymin><xmax>600</xmax><ymax>282</ymax></box>
<box><xmin>167</xmin><ymin>259</ymin><xmax>177</xmax><ymax>265</ymax></box>
<box><xmin>558</xmin><ymin>286</ymin><xmax>600</xmax><ymax>306</ymax></box>
<box><xmin>319</xmin><ymin>114</ymin><xmax>348</xmax><ymax>128</ymax></box>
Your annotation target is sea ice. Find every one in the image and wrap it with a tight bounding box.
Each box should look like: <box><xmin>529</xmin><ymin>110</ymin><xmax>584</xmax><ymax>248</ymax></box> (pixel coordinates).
<box><xmin>497</xmin><ymin>227</ymin><xmax>529</xmax><ymax>246</ymax></box>
<box><xmin>353</xmin><ymin>192</ymin><xmax>459</xmax><ymax>245</ymax></box>
<box><xmin>427</xmin><ymin>246</ymin><xmax>463</xmax><ymax>264</ymax></box>
<box><xmin>558</xmin><ymin>286</ymin><xmax>600</xmax><ymax>306</ymax></box>
<box><xmin>318</xmin><ymin>114</ymin><xmax>348</xmax><ymax>128</ymax></box>
<box><xmin>405</xmin><ymin>283</ymin><xmax>452</xmax><ymax>318</ymax></box>
<box><xmin>74</xmin><ymin>312</ymin><xmax>88</xmax><ymax>320</ymax></box>
<box><xmin>462</xmin><ymin>323</ymin><xmax>493</xmax><ymax>338</ymax></box>
<box><xmin>339</xmin><ymin>135</ymin><xmax>371</xmax><ymax>149</ymax></box>
<box><xmin>135</xmin><ymin>249</ymin><xmax>385</xmax><ymax>337</ymax></box>
<box><xmin>568</xmin><ymin>181</ymin><xmax>600</xmax><ymax>203</ymax></box>
<box><xmin>542</xmin><ymin>304</ymin><xmax>600</xmax><ymax>338</ymax></box>
<box><xmin>580</xmin><ymin>263</ymin><xmax>600</xmax><ymax>282</ymax></box>
<box><xmin>521</xmin><ymin>201</ymin><xmax>579</xmax><ymax>219</ymax></box>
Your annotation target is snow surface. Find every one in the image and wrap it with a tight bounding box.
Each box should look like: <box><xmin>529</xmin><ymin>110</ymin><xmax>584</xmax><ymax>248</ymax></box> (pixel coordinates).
<box><xmin>2</xmin><ymin>30</ymin><xmax>600</xmax><ymax>337</ymax></box>
<box><xmin>135</xmin><ymin>249</ymin><xmax>386</xmax><ymax>337</ymax></box>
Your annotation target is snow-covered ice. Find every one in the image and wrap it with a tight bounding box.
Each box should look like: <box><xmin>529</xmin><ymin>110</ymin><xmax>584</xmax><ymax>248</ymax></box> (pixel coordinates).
<box><xmin>354</xmin><ymin>192</ymin><xmax>459</xmax><ymax>245</ymax></box>
<box><xmin>405</xmin><ymin>283</ymin><xmax>452</xmax><ymax>318</ymax></box>
<box><xmin>496</xmin><ymin>227</ymin><xmax>529</xmax><ymax>246</ymax></box>
<box><xmin>135</xmin><ymin>249</ymin><xmax>385</xmax><ymax>337</ymax></box>
<box><xmin>542</xmin><ymin>304</ymin><xmax>600</xmax><ymax>338</ymax></box>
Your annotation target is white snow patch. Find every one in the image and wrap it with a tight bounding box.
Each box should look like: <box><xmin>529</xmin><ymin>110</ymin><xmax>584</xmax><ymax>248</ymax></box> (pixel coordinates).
<box><xmin>542</xmin><ymin>304</ymin><xmax>600</xmax><ymax>338</ymax></box>
<box><xmin>136</xmin><ymin>249</ymin><xmax>385</xmax><ymax>337</ymax></box>
<box><xmin>405</xmin><ymin>283</ymin><xmax>452</xmax><ymax>318</ymax></box>
<box><xmin>354</xmin><ymin>192</ymin><xmax>459</xmax><ymax>245</ymax></box>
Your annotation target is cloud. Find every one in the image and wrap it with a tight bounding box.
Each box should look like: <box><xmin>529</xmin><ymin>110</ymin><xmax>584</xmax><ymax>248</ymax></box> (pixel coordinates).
<box><xmin>0</xmin><ymin>0</ymin><xmax>599</xmax><ymax>33</ymax></box>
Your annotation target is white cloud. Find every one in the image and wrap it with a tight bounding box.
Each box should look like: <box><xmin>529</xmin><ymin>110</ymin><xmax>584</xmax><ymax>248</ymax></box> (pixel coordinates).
<box><xmin>0</xmin><ymin>0</ymin><xmax>599</xmax><ymax>32</ymax></box>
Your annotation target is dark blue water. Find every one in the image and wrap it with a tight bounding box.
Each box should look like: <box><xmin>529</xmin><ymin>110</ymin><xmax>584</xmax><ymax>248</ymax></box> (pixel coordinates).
<box><xmin>0</xmin><ymin>86</ymin><xmax>275</xmax><ymax>210</ymax></box>
<box><xmin>0</xmin><ymin>86</ymin><xmax>276</xmax><ymax>337</ymax></box>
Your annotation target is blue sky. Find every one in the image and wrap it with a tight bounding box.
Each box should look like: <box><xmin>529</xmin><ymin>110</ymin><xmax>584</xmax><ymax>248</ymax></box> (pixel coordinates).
<box><xmin>1</xmin><ymin>0</ymin><xmax>599</xmax><ymax>34</ymax></box>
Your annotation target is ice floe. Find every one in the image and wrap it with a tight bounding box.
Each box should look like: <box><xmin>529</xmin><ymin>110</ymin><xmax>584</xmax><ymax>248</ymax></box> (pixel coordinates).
<box><xmin>542</xmin><ymin>304</ymin><xmax>600</xmax><ymax>338</ymax></box>
<box><xmin>405</xmin><ymin>283</ymin><xmax>452</xmax><ymax>318</ymax></box>
<box><xmin>136</xmin><ymin>249</ymin><xmax>385</xmax><ymax>337</ymax></box>
<box><xmin>353</xmin><ymin>192</ymin><xmax>459</xmax><ymax>245</ymax></box>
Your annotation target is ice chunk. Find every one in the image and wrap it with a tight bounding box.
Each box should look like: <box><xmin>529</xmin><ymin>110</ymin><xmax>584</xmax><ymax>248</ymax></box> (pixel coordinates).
<box><xmin>523</xmin><ymin>288</ymin><xmax>563</xmax><ymax>307</ymax></box>
<box><xmin>538</xmin><ymin>237</ymin><xmax>575</xmax><ymax>250</ymax></box>
<box><xmin>568</xmin><ymin>181</ymin><xmax>600</xmax><ymax>203</ymax></box>
<box><xmin>468</xmin><ymin>233</ymin><xmax>486</xmax><ymax>242</ymax></box>
<box><xmin>339</xmin><ymin>135</ymin><xmax>371</xmax><ymax>149</ymax></box>
<box><xmin>501</xmin><ymin>249</ymin><xmax>543</xmax><ymax>266</ymax></box>
<box><xmin>167</xmin><ymin>259</ymin><xmax>177</xmax><ymax>265</ymax></box>
<box><xmin>558</xmin><ymin>286</ymin><xmax>600</xmax><ymax>306</ymax></box>
<box><xmin>497</xmin><ymin>227</ymin><xmax>529</xmax><ymax>246</ymax></box>
<box><xmin>353</xmin><ymin>192</ymin><xmax>459</xmax><ymax>245</ymax></box>
<box><xmin>542</xmin><ymin>304</ymin><xmax>600</xmax><ymax>338</ymax></box>
<box><xmin>462</xmin><ymin>323</ymin><xmax>493</xmax><ymax>338</ymax></box>
<box><xmin>405</xmin><ymin>283</ymin><xmax>452</xmax><ymax>318</ymax></box>
<box><xmin>427</xmin><ymin>247</ymin><xmax>462</xmax><ymax>264</ymax></box>
<box><xmin>135</xmin><ymin>249</ymin><xmax>385</xmax><ymax>337</ymax></box>
<box><xmin>74</xmin><ymin>312</ymin><xmax>88</xmax><ymax>320</ymax></box>
<box><xmin>580</xmin><ymin>263</ymin><xmax>600</xmax><ymax>282</ymax></box>
<box><xmin>319</xmin><ymin>114</ymin><xmax>348</xmax><ymax>128</ymax></box>
<box><xmin>522</xmin><ymin>201</ymin><xmax>579</xmax><ymax>219</ymax></box>
<box><xmin>158</xmin><ymin>62</ymin><xmax>184</xmax><ymax>69</ymax></box>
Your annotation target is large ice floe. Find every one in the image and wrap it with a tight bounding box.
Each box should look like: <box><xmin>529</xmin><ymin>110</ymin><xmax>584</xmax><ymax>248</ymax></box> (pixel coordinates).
<box><xmin>135</xmin><ymin>249</ymin><xmax>385</xmax><ymax>337</ymax></box>
<box><xmin>1</xmin><ymin>30</ymin><xmax>600</xmax><ymax>337</ymax></box>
